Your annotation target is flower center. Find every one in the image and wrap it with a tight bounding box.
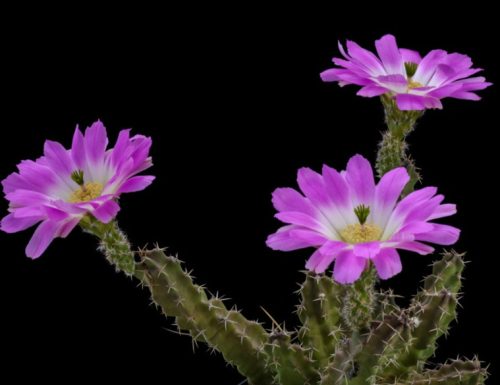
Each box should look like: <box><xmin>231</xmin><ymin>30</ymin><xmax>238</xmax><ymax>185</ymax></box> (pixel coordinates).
<box><xmin>407</xmin><ymin>79</ymin><xmax>423</xmax><ymax>89</ymax></box>
<box><xmin>69</xmin><ymin>182</ymin><xmax>103</xmax><ymax>203</ymax></box>
<box><xmin>340</xmin><ymin>223</ymin><xmax>382</xmax><ymax>244</ymax></box>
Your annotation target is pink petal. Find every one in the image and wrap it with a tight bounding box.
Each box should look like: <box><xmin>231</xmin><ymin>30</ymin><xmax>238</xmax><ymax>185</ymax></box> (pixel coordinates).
<box><xmin>428</xmin><ymin>64</ymin><xmax>456</xmax><ymax>86</ymax></box>
<box><xmin>400</xmin><ymin>48</ymin><xmax>422</xmax><ymax>64</ymax></box>
<box><xmin>266</xmin><ymin>225</ymin><xmax>311</xmax><ymax>251</ymax></box>
<box><xmin>345</xmin><ymin>154</ymin><xmax>375</xmax><ymax>205</ymax></box>
<box><xmin>275</xmin><ymin>211</ymin><xmax>331</xmax><ymax>234</ymax></box>
<box><xmin>396</xmin><ymin>221</ymin><xmax>434</xmax><ymax>236</ymax></box>
<box><xmin>320</xmin><ymin>68</ymin><xmax>342</xmax><ymax>82</ymax></box>
<box><xmin>5</xmin><ymin>189</ymin><xmax>50</xmax><ymax>207</ymax></box>
<box><xmin>59</xmin><ymin>218</ymin><xmax>80</xmax><ymax>238</ymax></box>
<box><xmin>71</xmin><ymin>126</ymin><xmax>86</xmax><ymax>170</ymax></box>
<box><xmin>44</xmin><ymin>206</ymin><xmax>70</xmax><ymax>221</ymax></box>
<box><xmin>2</xmin><ymin>172</ymin><xmax>27</xmax><ymax>194</ymax></box>
<box><xmin>111</xmin><ymin>129</ymin><xmax>131</xmax><ymax>167</ymax></box>
<box><xmin>373</xmin><ymin>248</ymin><xmax>402</xmax><ymax>280</ymax></box>
<box><xmin>117</xmin><ymin>175</ymin><xmax>155</xmax><ymax>193</ymax></box>
<box><xmin>333</xmin><ymin>250</ymin><xmax>367</xmax><ymax>284</ymax></box>
<box><xmin>289</xmin><ymin>229</ymin><xmax>329</xmax><ymax>246</ymax></box>
<box><xmin>373</xmin><ymin>167</ymin><xmax>409</xmax><ymax>227</ymax></box>
<box><xmin>345</xmin><ymin>40</ymin><xmax>386</xmax><ymax>76</ymax></box>
<box><xmin>357</xmin><ymin>84</ymin><xmax>388</xmax><ymax>97</ymax></box>
<box><xmin>395</xmin><ymin>241</ymin><xmax>434</xmax><ymax>255</ymax></box>
<box><xmin>12</xmin><ymin>206</ymin><xmax>44</xmax><ymax>218</ymax></box>
<box><xmin>272</xmin><ymin>187</ymin><xmax>316</xmax><ymax>217</ymax></box>
<box><xmin>395</xmin><ymin>94</ymin><xmax>427</xmax><ymax>110</ymax></box>
<box><xmin>384</xmin><ymin>187</ymin><xmax>438</xmax><ymax>237</ymax></box>
<box><xmin>376</xmin><ymin>74</ymin><xmax>408</xmax><ymax>94</ymax></box>
<box><xmin>456</xmin><ymin>77</ymin><xmax>492</xmax><ymax>91</ymax></box>
<box><xmin>26</xmin><ymin>220</ymin><xmax>61</xmax><ymax>259</ymax></box>
<box><xmin>353</xmin><ymin>242</ymin><xmax>381</xmax><ymax>259</ymax></box>
<box><xmin>429</xmin><ymin>83</ymin><xmax>463</xmax><ymax>99</ymax></box>
<box><xmin>305</xmin><ymin>249</ymin><xmax>324</xmax><ymax>271</ymax></box>
<box><xmin>442</xmin><ymin>53</ymin><xmax>472</xmax><ymax>72</ymax></box>
<box><xmin>415</xmin><ymin>224</ymin><xmax>460</xmax><ymax>245</ymax></box>
<box><xmin>43</xmin><ymin>140</ymin><xmax>73</xmax><ymax>177</ymax></box>
<box><xmin>428</xmin><ymin>204</ymin><xmax>456</xmax><ymax>220</ymax></box>
<box><xmin>308</xmin><ymin>240</ymin><xmax>347</xmax><ymax>274</ymax></box>
<box><xmin>322</xmin><ymin>164</ymin><xmax>351</xmax><ymax>207</ymax></box>
<box><xmin>404</xmin><ymin>195</ymin><xmax>444</xmax><ymax>223</ymax></box>
<box><xmin>297</xmin><ymin>167</ymin><xmax>330</xmax><ymax>207</ymax></box>
<box><xmin>449</xmin><ymin>91</ymin><xmax>481</xmax><ymax>101</ymax></box>
<box><xmin>375</xmin><ymin>34</ymin><xmax>404</xmax><ymax>75</ymax></box>
<box><xmin>84</xmin><ymin>120</ymin><xmax>108</xmax><ymax>164</ymax></box>
<box><xmin>318</xmin><ymin>240</ymin><xmax>346</xmax><ymax>256</ymax></box>
<box><xmin>321</xmin><ymin>69</ymin><xmax>371</xmax><ymax>86</ymax></box>
<box><xmin>128</xmin><ymin>135</ymin><xmax>153</xmax><ymax>174</ymax></box>
<box><xmin>413</xmin><ymin>49</ymin><xmax>448</xmax><ymax>85</ymax></box>
<box><xmin>16</xmin><ymin>160</ymin><xmax>60</xmax><ymax>194</ymax></box>
<box><xmin>1</xmin><ymin>213</ymin><xmax>41</xmax><ymax>233</ymax></box>
<box><xmin>92</xmin><ymin>199</ymin><xmax>120</xmax><ymax>223</ymax></box>
<box><xmin>394</xmin><ymin>187</ymin><xmax>438</xmax><ymax>218</ymax></box>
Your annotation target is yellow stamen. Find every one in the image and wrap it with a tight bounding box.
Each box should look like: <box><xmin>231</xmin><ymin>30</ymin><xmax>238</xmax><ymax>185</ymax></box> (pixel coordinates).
<box><xmin>408</xmin><ymin>79</ymin><xmax>423</xmax><ymax>89</ymax></box>
<box><xmin>69</xmin><ymin>182</ymin><xmax>103</xmax><ymax>203</ymax></box>
<box><xmin>340</xmin><ymin>223</ymin><xmax>382</xmax><ymax>244</ymax></box>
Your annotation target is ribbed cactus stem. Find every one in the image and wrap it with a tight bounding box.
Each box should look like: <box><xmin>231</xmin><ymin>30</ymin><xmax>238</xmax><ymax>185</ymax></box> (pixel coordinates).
<box><xmin>138</xmin><ymin>249</ymin><xmax>274</xmax><ymax>385</ymax></box>
<box><xmin>376</xmin><ymin>94</ymin><xmax>423</xmax><ymax>195</ymax></box>
<box><xmin>320</xmin><ymin>337</ymin><xmax>362</xmax><ymax>385</ymax></box>
<box><xmin>80</xmin><ymin>217</ymin><xmax>135</xmax><ymax>275</ymax></box>
<box><xmin>342</xmin><ymin>264</ymin><xmax>377</xmax><ymax>333</ymax></box>
<box><xmin>385</xmin><ymin>251</ymin><xmax>464</xmax><ymax>379</ymax></box>
<box><xmin>266</xmin><ymin>331</ymin><xmax>319</xmax><ymax>385</ymax></box>
<box><xmin>349</xmin><ymin>314</ymin><xmax>406</xmax><ymax>385</ymax></box>
<box><xmin>403</xmin><ymin>359</ymin><xmax>488</xmax><ymax>384</ymax></box>
<box><xmin>298</xmin><ymin>273</ymin><xmax>345</xmax><ymax>368</ymax></box>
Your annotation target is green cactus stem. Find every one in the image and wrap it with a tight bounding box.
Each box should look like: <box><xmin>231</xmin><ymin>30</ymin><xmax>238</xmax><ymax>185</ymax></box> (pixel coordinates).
<box><xmin>376</xmin><ymin>94</ymin><xmax>424</xmax><ymax>195</ymax></box>
<box><xmin>342</xmin><ymin>265</ymin><xmax>377</xmax><ymax>333</ymax></box>
<box><xmin>137</xmin><ymin>249</ymin><xmax>274</xmax><ymax>385</ymax></box>
<box><xmin>320</xmin><ymin>337</ymin><xmax>362</xmax><ymax>385</ymax></box>
<box><xmin>349</xmin><ymin>314</ymin><xmax>407</xmax><ymax>385</ymax></box>
<box><xmin>298</xmin><ymin>272</ymin><xmax>345</xmax><ymax>368</ymax></box>
<box><xmin>401</xmin><ymin>359</ymin><xmax>488</xmax><ymax>384</ymax></box>
<box><xmin>80</xmin><ymin>217</ymin><xmax>135</xmax><ymax>275</ymax></box>
<box><xmin>385</xmin><ymin>251</ymin><xmax>464</xmax><ymax>379</ymax></box>
<box><xmin>266</xmin><ymin>330</ymin><xmax>320</xmax><ymax>385</ymax></box>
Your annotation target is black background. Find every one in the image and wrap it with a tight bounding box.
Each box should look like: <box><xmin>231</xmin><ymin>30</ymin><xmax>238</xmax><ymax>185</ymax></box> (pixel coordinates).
<box><xmin>1</xmin><ymin>6</ymin><xmax>498</xmax><ymax>383</ymax></box>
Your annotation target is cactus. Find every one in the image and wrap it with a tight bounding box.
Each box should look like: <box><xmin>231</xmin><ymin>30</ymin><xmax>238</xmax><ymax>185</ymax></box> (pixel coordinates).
<box><xmin>74</xmin><ymin>90</ymin><xmax>488</xmax><ymax>383</ymax></box>
<box><xmin>136</xmin><ymin>242</ymin><xmax>482</xmax><ymax>384</ymax></box>
<box><xmin>78</xmin><ymin>95</ymin><xmax>486</xmax><ymax>383</ymax></box>
<box><xmin>83</xmin><ymin>211</ymin><xmax>486</xmax><ymax>384</ymax></box>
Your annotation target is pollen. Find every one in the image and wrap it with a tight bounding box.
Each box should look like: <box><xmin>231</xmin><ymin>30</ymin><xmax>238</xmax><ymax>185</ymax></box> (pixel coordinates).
<box><xmin>408</xmin><ymin>79</ymin><xmax>423</xmax><ymax>89</ymax></box>
<box><xmin>340</xmin><ymin>223</ymin><xmax>382</xmax><ymax>244</ymax></box>
<box><xmin>69</xmin><ymin>182</ymin><xmax>103</xmax><ymax>203</ymax></box>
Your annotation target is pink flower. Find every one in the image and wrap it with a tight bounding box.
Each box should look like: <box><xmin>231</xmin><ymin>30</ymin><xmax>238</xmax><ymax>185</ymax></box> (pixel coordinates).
<box><xmin>1</xmin><ymin>121</ymin><xmax>154</xmax><ymax>258</ymax></box>
<box><xmin>266</xmin><ymin>155</ymin><xmax>459</xmax><ymax>284</ymax></box>
<box><xmin>320</xmin><ymin>34</ymin><xmax>492</xmax><ymax>110</ymax></box>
